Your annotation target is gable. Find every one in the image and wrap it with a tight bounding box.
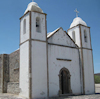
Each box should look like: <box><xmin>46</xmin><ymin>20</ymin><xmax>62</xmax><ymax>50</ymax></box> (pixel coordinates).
<box><xmin>47</xmin><ymin>27</ymin><xmax>77</xmax><ymax>47</ymax></box>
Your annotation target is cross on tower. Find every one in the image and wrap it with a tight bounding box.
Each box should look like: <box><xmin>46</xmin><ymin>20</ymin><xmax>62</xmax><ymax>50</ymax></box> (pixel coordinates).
<box><xmin>32</xmin><ymin>0</ymin><xmax>34</xmax><ymax>2</ymax></box>
<box><xmin>74</xmin><ymin>9</ymin><xmax>79</xmax><ymax>17</ymax></box>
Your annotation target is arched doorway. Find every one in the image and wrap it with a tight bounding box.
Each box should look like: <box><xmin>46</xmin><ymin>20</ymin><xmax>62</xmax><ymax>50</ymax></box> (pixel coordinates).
<box><xmin>59</xmin><ymin>68</ymin><xmax>72</xmax><ymax>94</ymax></box>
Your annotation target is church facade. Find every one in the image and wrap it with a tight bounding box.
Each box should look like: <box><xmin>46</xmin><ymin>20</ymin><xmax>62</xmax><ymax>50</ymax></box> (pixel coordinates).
<box><xmin>0</xmin><ymin>1</ymin><xmax>95</xmax><ymax>99</ymax></box>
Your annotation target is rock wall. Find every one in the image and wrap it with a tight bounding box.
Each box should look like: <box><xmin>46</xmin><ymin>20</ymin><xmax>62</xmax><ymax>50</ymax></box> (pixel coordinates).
<box><xmin>7</xmin><ymin>82</ymin><xmax>19</xmax><ymax>94</ymax></box>
<box><xmin>9</xmin><ymin>49</ymin><xmax>19</xmax><ymax>82</ymax></box>
<box><xmin>0</xmin><ymin>55</ymin><xmax>2</xmax><ymax>93</ymax></box>
<box><xmin>3</xmin><ymin>54</ymin><xmax>9</xmax><ymax>93</ymax></box>
<box><xmin>0</xmin><ymin>54</ymin><xmax>9</xmax><ymax>93</ymax></box>
<box><xmin>0</xmin><ymin>49</ymin><xmax>20</xmax><ymax>94</ymax></box>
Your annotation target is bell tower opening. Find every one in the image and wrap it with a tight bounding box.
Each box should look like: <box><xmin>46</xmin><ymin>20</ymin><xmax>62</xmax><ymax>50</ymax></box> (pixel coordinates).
<box><xmin>36</xmin><ymin>17</ymin><xmax>41</xmax><ymax>33</ymax></box>
<box><xmin>84</xmin><ymin>30</ymin><xmax>87</xmax><ymax>42</ymax></box>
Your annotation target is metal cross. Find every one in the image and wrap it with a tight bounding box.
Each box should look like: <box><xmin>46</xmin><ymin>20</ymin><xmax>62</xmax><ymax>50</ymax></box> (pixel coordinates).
<box><xmin>32</xmin><ymin>0</ymin><xmax>34</xmax><ymax>2</ymax></box>
<box><xmin>74</xmin><ymin>9</ymin><xmax>79</xmax><ymax>17</ymax></box>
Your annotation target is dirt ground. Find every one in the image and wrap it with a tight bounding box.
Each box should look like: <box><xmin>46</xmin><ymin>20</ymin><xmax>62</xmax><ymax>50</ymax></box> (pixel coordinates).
<box><xmin>0</xmin><ymin>84</ymin><xmax>99</xmax><ymax>99</ymax></box>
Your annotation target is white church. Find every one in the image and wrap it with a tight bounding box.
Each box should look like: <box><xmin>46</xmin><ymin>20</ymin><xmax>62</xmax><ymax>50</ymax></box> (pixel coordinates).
<box><xmin>19</xmin><ymin>1</ymin><xmax>95</xmax><ymax>99</ymax></box>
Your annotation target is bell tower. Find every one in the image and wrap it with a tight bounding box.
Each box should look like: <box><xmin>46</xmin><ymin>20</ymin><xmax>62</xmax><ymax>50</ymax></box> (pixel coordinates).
<box><xmin>67</xmin><ymin>15</ymin><xmax>95</xmax><ymax>95</ymax></box>
<box><xmin>19</xmin><ymin>1</ymin><xmax>47</xmax><ymax>99</ymax></box>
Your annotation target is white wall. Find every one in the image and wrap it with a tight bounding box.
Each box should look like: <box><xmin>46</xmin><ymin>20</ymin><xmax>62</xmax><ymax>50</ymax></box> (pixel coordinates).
<box><xmin>48</xmin><ymin>28</ymin><xmax>76</xmax><ymax>47</ymax></box>
<box><xmin>68</xmin><ymin>25</ymin><xmax>91</xmax><ymax>49</ymax></box>
<box><xmin>20</xmin><ymin>13</ymin><xmax>30</xmax><ymax>43</ymax></box>
<box><xmin>31</xmin><ymin>12</ymin><xmax>46</xmax><ymax>41</ymax></box>
<box><xmin>95</xmin><ymin>84</ymin><xmax>100</xmax><ymax>93</ymax></box>
<box><xmin>67</xmin><ymin>26</ymin><xmax>80</xmax><ymax>47</ymax></box>
<box><xmin>20</xmin><ymin>10</ymin><xmax>47</xmax><ymax>98</ymax></box>
<box><xmin>48</xmin><ymin>29</ymin><xmax>82</xmax><ymax>97</ymax></box>
<box><xmin>19</xmin><ymin>41</ymin><xmax>29</xmax><ymax>98</ymax></box>
<box><xmin>31</xmin><ymin>41</ymin><xmax>47</xmax><ymax>98</ymax></box>
<box><xmin>81</xmin><ymin>26</ymin><xmax>91</xmax><ymax>49</ymax></box>
<box><xmin>48</xmin><ymin>45</ymin><xmax>81</xmax><ymax>97</ymax></box>
<box><xmin>83</xmin><ymin>49</ymin><xmax>95</xmax><ymax>94</ymax></box>
<box><xmin>68</xmin><ymin>25</ymin><xmax>95</xmax><ymax>95</ymax></box>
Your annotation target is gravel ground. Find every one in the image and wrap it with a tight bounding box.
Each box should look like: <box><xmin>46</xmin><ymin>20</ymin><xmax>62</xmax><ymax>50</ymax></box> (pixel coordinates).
<box><xmin>0</xmin><ymin>94</ymin><xmax>26</xmax><ymax>99</ymax></box>
<box><xmin>0</xmin><ymin>94</ymin><xmax>100</xmax><ymax>99</ymax></box>
<box><xmin>0</xmin><ymin>84</ymin><xmax>99</xmax><ymax>99</ymax></box>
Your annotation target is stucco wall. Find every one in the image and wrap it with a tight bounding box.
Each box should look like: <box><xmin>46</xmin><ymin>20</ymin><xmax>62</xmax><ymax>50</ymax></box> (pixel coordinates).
<box><xmin>68</xmin><ymin>25</ymin><xmax>94</xmax><ymax>95</ymax></box>
<box><xmin>83</xmin><ymin>49</ymin><xmax>95</xmax><ymax>94</ymax></box>
<box><xmin>48</xmin><ymin>44</ymin><xmax>81</xmax><ymax>97</ymax></box>
<box><xmin>48</xmin><ymin>28</ymin><xmax>82</xmax><ymax>97</ymax></box>
<box><xmin>20</xmin><ymin>11</ymin><xmax>31</xmax><ymax>99</ymax></box>
<box><xmin>9</xmin><ymin>50</ymin><xmax>19</xmax><ymax>82</ymax></box>
<box><xmin>19</xmin><ymin>41</ymin><xmax>29</xmax><ymax>98</ymax></box>
<box><xmin>31</xmin><ymin>41</ymin><xmax>47</xmax><ymax>98</ymax></box>
<box><xmin>31</xmin><ymin>12</ymin><xmax>46</xmax><ymax>41</ymax></box>
<box><xmin>67</xmin><ymin>25</ymin><xmax>91</xmax><ymax>49</ymax></box>
<box><xmin>67</xmin><ymin>26</ymin><xmax>80</xmax><ymax>47</ymax></box>
<box><xmin>20</xmin><ymin>12</ymin><xmax>30</xmax><ymax>44</ymax></box>
<box><xmin>48</xmin><ymin>28</ymin><xmax>76</xmax><ymax>47</ymax></box>
<box><xmin>81</xmin><ymin>26</ymin><xmax>91</xmax><ymax>49</ymax></box>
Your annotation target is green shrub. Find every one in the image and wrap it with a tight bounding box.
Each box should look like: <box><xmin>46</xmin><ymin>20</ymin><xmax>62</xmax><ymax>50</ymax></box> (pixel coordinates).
<box><xmin>94</xmin><ymin>75</ymin><xmax>100</xmax><ymax>84</ymax></box>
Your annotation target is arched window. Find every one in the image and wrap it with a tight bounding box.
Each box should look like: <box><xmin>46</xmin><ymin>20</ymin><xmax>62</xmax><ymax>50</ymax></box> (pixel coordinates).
<box><xmin>84</xmin><ymin>30</ymin><xmax>87</xmax><ymax>42</ymax></box>
<box><xmin>36</xmin><ymin>17</ymin><xmax>41</xmax><ymax>33</ymax></box>
<box><xmin>72</xmin><ymin>31</ymin><xmax>76</xmax><ymax>42</ymax></box>
<box><xmin>23</xmin><ymin>19</ymin><xmax>26</xmax><ymax>34</ymax></box>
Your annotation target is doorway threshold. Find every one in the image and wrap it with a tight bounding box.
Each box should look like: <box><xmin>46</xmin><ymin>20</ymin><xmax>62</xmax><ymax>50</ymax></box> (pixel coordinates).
<box><xmin>59</xmin><ymin>93</ymin><xmax>73</xmax><ymax>97</ymax></box>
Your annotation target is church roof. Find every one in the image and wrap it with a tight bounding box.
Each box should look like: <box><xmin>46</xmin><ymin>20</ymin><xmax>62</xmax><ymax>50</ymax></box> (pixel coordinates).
<box><xmin>70</xmin><ymin>17</ymin><xmax>87</xmax><ymax>28</ymax></box>
<box><xmin>47</xmin><ymin>27</ymin><xmax>61</xmax><ymax>38</ymax></box>
<box><xmin>24</xmin><ymin>2</ymin><xmax>43</xmax><ymax>14</ymax></box>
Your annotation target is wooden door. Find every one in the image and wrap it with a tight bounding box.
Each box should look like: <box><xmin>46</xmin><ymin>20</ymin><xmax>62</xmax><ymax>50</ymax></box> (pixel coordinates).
<box><xmin>61</xmin><ymin>70</ymin><xmax>69</xmax><ymax>94</ymax></box>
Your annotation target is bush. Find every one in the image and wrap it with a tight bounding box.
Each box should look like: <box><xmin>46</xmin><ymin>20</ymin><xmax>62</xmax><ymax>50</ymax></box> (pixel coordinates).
<box><xmin>94</xmin><ymin>75</ymin><xmax>100</xmax><ymax>84</ymax></box>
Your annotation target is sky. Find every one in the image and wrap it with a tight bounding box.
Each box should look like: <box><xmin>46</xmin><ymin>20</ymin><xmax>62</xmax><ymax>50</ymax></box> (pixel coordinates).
<box><xmin>0</xmin><ymin>0</ymin><xmax>100</xmax><ymax>73</ymax></box>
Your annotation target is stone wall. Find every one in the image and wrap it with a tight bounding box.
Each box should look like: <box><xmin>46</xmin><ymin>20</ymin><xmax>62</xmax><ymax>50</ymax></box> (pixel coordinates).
<box><xmin>0</xmin><ymin>54</ymin><xmax>9</xmax><ymax>93</ymax></box>
<box><xmin>0</xmin><ymin>49</ymin><xmax>20</xmax><ymax>94</ymax></box>
<box><xmin>7</xmin><ymin>82</ymin><xmax>19</xmax><ymax>94</ymax></box>
<box><xmin>9</xmin><ymin>49</ymin><xmax>19</xmax><ymax>82</ymax></box>
<box><xmin>3</xmin><ymin>54</ymin><xmax>9</xmax><ymax>93</ymax></box>
<box><xmin>0</xmin><ymin>55</ymin><xmax>2</xmax><ymax>93</ymax></box>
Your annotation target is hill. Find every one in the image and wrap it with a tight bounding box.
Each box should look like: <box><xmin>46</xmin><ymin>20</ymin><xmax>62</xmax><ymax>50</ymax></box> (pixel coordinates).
<box><xmin>94</xmin><ymin>73</ymin><xmax>100</xmax><ymax>84</ymax></box>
